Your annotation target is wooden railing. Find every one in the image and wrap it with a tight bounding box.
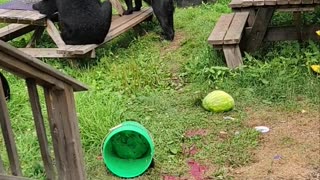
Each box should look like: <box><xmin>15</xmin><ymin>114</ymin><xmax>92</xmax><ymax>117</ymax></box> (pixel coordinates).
<box><xmin>0</xmin><ymin>40</ymin><xmax>88</xmax><ymax>180</ymax></box>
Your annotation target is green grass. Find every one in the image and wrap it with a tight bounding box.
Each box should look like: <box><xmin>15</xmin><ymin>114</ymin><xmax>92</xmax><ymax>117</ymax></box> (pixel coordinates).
<box><xmin>0</xmin><ymin>0</ymin><xmax>320</xmax><ymax>179</ymax></box>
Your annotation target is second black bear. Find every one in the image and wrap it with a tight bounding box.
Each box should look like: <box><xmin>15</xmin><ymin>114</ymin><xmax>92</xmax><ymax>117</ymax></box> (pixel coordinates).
<box><xmin>124</xmin><ymin>0</ymin><xmax>175</xmax><ymax>41</ymax></box>
<box><xmin>32</xmin><ymin>0</ymin><xmax>112</xmax><ymax>45</ymax></box>
<box><xmin>0</xmin><ymin>72</ymin><xmax>10</xmax><ymax>101</ymax></box>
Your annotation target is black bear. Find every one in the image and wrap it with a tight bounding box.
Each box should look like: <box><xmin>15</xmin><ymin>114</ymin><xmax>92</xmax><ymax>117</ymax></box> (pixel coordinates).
<box><xmin>124</xmin><ymin>0</ymin><xmax>175</xmax><ymax>41</ymax></box>
<box><xmin>32</xmin><ymin>0</ymin><xmax>112</xmax><ymax>45</ymax></box>
<box><xmin>0</xmin><ymin>72</ymin><xmax>10</xmax><ymax>101</ymax></box>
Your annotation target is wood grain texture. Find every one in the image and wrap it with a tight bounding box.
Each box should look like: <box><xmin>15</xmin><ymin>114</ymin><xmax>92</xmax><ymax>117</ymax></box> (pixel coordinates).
<box><xmin>223</xmin><ymin>45</ymin><xmax>243</xmax><ymax>69</ymax></box>
<box><xmin>208</xmin><ymin>13</ymin><xmax>234</xmax><ymax>45</ymax></box>
<box><xmin>243</xmin><ymin>7</ymin><xmax>275</xmax><ymax>52</ymax></box>
<box><xmin>0</xmin><ymin>79</ymin><xmax>22</xmax><ymax>176</ymax></box>
<box><xmin>26</xmin><ymin>79</ymin><xmax>56</xmax><ymax>180</ymax></box>
<box><xmin>44</xmin><ymin>86</ymin><xmax>86</xmax><ymax>180</ymax></box>
<box><xmin>224</xmin><ymin>12</ymin><xmax>249</xmax><ymax>44</ymax></box>
<box><xmin>0</xmin><ymin>40</ymin><xmax>88</xmax><ymax>91</ymax></box>
<box><xmin>0</xmin><ymin>24</ymin><xmax>35</xmax><ymax>42</ymax></box>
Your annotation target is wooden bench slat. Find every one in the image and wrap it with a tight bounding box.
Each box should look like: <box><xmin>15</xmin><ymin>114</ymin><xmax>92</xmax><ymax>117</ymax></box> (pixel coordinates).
<box><xmin>301</xmin><ymin>0</ymin><xmax>314</xmax><ymax>4</ymax></box>
<box><xmin>208</xmin><ymin>13</ymin><xmax>235</xmax><ymax>45</ymax></box>
<box><xmin>253</xmin><ymin>0</ymin><xmax>265</xmax><ymax>6</ymax></box>
<box><xmin>19</xmin><ymin>48</ymin><xmax>95</xmax><ymax>58</ymax></box>
<box><xmin>242</xmin><ymin>0</ymin><xmax>254</xmax><ymax>7</ymax></box>
<box><xmin>57</xmin><ymin>8</ymin><xmax>153</xmax><ymax>55</ymax></box>
<box><xmin>289</xmin><ymin>0</ymin><xmax>302</xmax><ymax>4</ymax></box>
<box><xmin>277</xmin><ymin>0</ymin><xmax>289</xmax><ymax>5</ymax></box>
<box><xmin>0</xmin><ymin>9</ymin><xmax>10</xmax><ymax>15</ymax></box>
<box><xmin>229</xmin><ymin>0</ymin><xmax>244</xmax><ymax>8</ymax></box>
<box><xmin>224</xmin><ymin>12</ymin><xmax>249</xmax><ymax>44</ymax></box>
<box><xmin>264</xmin><ymin>0</ymin><xmax>277</xmax><ymax>5</ymax></box>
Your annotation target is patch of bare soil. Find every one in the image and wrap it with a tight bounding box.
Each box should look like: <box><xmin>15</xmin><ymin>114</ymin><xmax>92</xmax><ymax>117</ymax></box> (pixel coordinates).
<box><xmin>161</xmin><ymin>32</ymin><xmax>185</xmax><ymax>55</ymax></box>
<box><xmin>160</xmin><ymin>32</ymin><xmax>186</xmax><ymax>91</ymax></box>
<box><xmin>231</xmin><ymin>108</ymin><xmax>320</xmax><ymax>180</ymax></box>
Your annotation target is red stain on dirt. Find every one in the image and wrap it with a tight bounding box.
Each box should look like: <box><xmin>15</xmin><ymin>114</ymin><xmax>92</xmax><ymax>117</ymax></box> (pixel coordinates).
<box><xmin>183</xmin><ymin>145</ymin><xmax>198</xmax><ymax>156</ymax></box>
<box><xmin>162</xmin><ymin>175</ymin><xmax>179</xmax><ymax>180</ymax></box>
<box><xmin>187</xmin><ymin>160</ymin><xmax>208</xmax><ymax>180</ymax></box>
<box><xmin>185</xmin><ymin>129</ymin><xmax>209</xmax><ymax>138</ymax></box>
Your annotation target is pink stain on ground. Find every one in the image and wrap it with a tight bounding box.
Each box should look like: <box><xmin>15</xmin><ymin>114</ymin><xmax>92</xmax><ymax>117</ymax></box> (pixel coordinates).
<box><xmin>163</xmin><ymin>175</ymin><xmax>179</xmax><ymax>180</ymax></box>
<box><xmin>183</xmin><ymin>145</ymin><xmax>198</xmax><ymax>156</ymax></box>
<box><xmin>185</xmin><ymin>129</ymin><xmax>209</xmax><ymax>138</ymax></box>
<box><xmin>187</xmin><ymin>160</ymin><xmax>207</xmax><ymax>180</ymax></box>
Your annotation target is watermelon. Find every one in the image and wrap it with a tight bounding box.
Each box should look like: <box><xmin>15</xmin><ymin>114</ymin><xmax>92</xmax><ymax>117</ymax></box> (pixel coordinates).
<box><xmin>202</xmin><ymin>90</ymin><xmax>234</xmax><ymax>113</ymax></box>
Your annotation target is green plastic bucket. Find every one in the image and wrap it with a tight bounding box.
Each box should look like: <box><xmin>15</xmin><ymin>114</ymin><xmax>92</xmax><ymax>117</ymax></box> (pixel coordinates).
<box><xmin>102</xmin><ymin>121</ymin><xmax>155</xmax><ymax>178</ymax></box>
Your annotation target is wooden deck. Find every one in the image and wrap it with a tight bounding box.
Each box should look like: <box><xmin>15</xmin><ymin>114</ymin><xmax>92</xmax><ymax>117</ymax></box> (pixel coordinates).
<box><xmin>0</xmin><ymin>0</ymin><xmax>153</xmax><ymax>58</ymax></box>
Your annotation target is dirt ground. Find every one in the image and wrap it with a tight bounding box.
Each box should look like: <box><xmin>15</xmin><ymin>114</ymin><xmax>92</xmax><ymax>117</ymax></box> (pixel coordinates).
<box><xmin>231</xmin><ymin>108</ymin><xmax>320</xmax><ymax>180</ymax></box>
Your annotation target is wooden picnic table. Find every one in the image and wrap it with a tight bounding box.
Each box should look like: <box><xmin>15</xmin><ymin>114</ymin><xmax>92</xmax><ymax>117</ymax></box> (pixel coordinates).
<box><xmin>208</xmin><ymin>0</ymin><xmax>320</xmax><ymax>68</ymax></box>
<box><xmin>0</xmin><ymin>0</ymin><xmax>153</xmax><ymax>59</ymax></box>
<box><xmin>228</xmin><ymin>0</ymin><xmax>320</xmax><ymax>52</ymax></box>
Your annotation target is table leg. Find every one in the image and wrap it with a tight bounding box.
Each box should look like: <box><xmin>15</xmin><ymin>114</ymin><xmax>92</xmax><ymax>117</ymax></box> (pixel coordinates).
<box><xmin>26</xmin><ymin>26</ymin><xmax>45</xmax><ymax>48</ymax></box>
<box><xmin>244</xmin><ymin>7</ymin><xmax>275</xmax><ymax>53</ymax></box>
<box><xmin>293</xmin><ymin>12</ymin><xmax>302</xmax><ymax>42</ymax></box>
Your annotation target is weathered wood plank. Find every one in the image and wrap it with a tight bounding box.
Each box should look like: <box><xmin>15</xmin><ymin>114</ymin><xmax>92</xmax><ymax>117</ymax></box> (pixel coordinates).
<box><xmin>222</xmin><ymin>45</ymin><xmax>243</xmax><ymax>69</ymax></box>
<box><xmin>229</xmin><ymin>0</ymin><xmax>244</xmax><ymax>8</ymax></box>
<box><xmin>19</xmin><ymin>48</ymin><xmax>96</xmax><ymax>58</ymax></box>
<box><xmin>44</xmin><ymin>86</ymin><xmax>86</xmax><ymax>180</ymax></box>
<box><xmin>46</xmin><ymin>19</ymin><xmax>66</xmax><ymax>48</ymax></box>
<box><xmin>26</xmin><ymin>79</ymin><xmax>56</xmax><ymax>180</ymax></box>
<box><xmin>0</xmin><ymin>51</ymin><xmax>65</xmax><ymax>90</ymax></box>
<box><xmin>0</xmin><ymin>40</ymin><xmax>88</xmax><ymax>91</ymax></box>
<box><xmin>289</xmin><ymin>0</ymin><xmax>302</xmax><ymax>4</ymax></box>
<box><xmin>0</xmin><ymin>174</ymin><xmax>32</xmax><ymax>180</ymax></box>
<box><xmin>242</xmin><ymin>0</ymin><xmax>254</xmax><ymax>7</ymax></box>
<box><xmin>253</xmin><ymin>0</ymin><xmax>265</xmax><ymax>6</ymax></box>
<box><xmin>277</xmin><ymin>0</ymin><xmax>289</xmax><ymax>4</ymax></box>
<box><xmin>0</xmin><ymin>24</ymin><xmax>35</xmax><ymax>42</ymax></box>
<box><xmin>208</xmin><ymin>13</ymin><xmax>234</xmax><ymax>45</ymax></box>
<box><xmin>0</xmin><ymin>154</ymin><xmax>5</xmax><ymax>174</ymax></box>
<box><xmin>314</xmin><ymin>0</ymin><xmax>320</xmax><ymax>3</ymax></box>
<box><xmin>0</xmin><ymin>9</ymin><xmax>10</xmax><ymax>15</ymax></box>
<box><xmin>262</xmin><ymin>26</ymin><xmax>320</xmax><ymax>41</ymax></box>
<box><xmin>26</xmin><ymin>26</ymin><xmax>45</xmax><ymax>48</ymax></box>
<box><xmin>0</xmin><ymin>79</ymin><xmax>22</xmax><ymax>176</ymax></box>
<box><xmin>60</xmin><ymin>86</ymin><xmax>86</xmax><ymax>180</ymax></box>
<box><xmin>44</xmin><ymin>87</ymin><xmax>68</xmax><ymax>180</ymax></box>
<box><xmin>264</xmin><ymin>0</ymin><xmax>277</xmax><ymax>5</ymax></box>
<box><xmin>224</xmin><ymin>12</ymin><xmax>249</xmax><ymax>44</ymax></box>
<box><xmin>277</xmin><ymin>6</ymin><xmax>314</xmax><ymax>11</ymax></box>
<box><xmin>301</xmin><ymin>0</ymin><xmax>313</xmax><ymax>4</ymax></box>
<box><xmin>243</xmin><ymin>7</ymin><xmax>275</xmax><ymax>52</ymax></box>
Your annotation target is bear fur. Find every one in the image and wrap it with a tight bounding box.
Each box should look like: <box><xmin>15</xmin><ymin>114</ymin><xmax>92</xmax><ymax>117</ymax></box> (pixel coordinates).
<box><xmin>0</xmin><ymin>72</ymin><xmax>10</xmax><ymax>101</ymax></box>
<box><xmin>32</xmin><ymin>0</ymin><xmax>112</xmax><ymax>45</ymax></box>
<box><xmin>124</xmin><ymin>0</ymin><xmax>175</xmax><ymax>41</ymax></box>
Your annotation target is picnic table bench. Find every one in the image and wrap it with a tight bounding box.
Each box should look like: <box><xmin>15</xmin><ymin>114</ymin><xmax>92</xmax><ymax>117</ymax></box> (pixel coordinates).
<box><xmin>208</xmin><ymin>0</ymin><xmax>320</xmax><ymax>68</ymax></box>
<box><xmin>0</xmin><ymin>0</ymin><xmax>153</xmax><ymax>58</ymax></box>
